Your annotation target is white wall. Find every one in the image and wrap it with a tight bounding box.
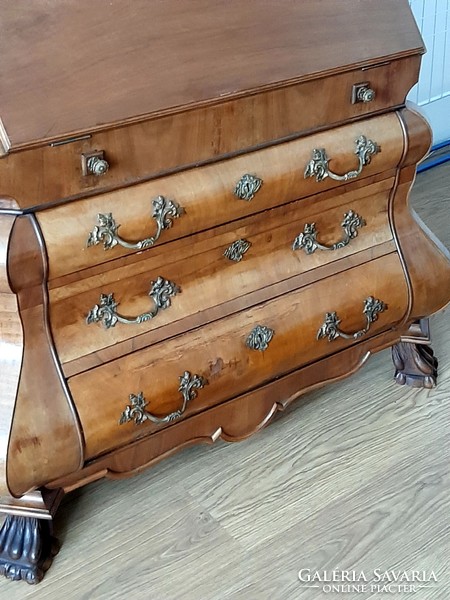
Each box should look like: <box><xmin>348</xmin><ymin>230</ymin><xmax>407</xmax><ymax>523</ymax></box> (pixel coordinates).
<box><xmin>408</xmin><ymin>0</ymin><xmax>450</xmax><ymax>144</ymax></box>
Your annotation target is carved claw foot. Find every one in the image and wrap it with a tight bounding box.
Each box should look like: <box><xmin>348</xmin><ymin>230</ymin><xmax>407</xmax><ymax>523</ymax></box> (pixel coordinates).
<box><xmin>0</xmin><ymin>515</ymin><xmax>59</xmax><ymax>584</ymax></box>
<box><xmin>392</xmin><ymin>341</ymin><xmax>438</xmax><ymax>389</ymax></box>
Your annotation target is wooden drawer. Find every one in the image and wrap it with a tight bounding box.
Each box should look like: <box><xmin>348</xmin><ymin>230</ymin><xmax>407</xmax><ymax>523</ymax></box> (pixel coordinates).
<box><xmin>37</xmin><ymin>112</ymin><xmax>404</xmax><ymax>280</ymax></box>
<box><xmin>69</xmin><ymin>252</ymin><xmax>409</xmax><ymax>459</ymax></box>
<box><xmin>1</xmin><ymin>56</ymin><xmax>418</xmax><ymax>210</ymax></box>
<box><xmin>50</xmin><ymin>178</ymin><xmax>395</xmax><ymax>369</ymax></box>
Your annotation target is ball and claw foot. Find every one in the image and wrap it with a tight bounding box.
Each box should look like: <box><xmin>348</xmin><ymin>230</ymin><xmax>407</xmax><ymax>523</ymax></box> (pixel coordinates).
<box><xmin>392</xmin><ymin>341</ymin><xmax>438</xmax><ymax>389</ymax></box>
<box><xmin>0</xmin><ymin>515</ymin><xmax>59</xmax><ymax>584</ymax></box>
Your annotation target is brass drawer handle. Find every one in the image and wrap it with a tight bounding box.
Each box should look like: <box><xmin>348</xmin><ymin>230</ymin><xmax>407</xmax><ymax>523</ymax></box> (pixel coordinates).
<box><xmin>246</xmin><ymin>324</ymin><xmax>274</xmax><ymax>351</ymax></box>
<box><xmin>304</xmin><ymin>136</ymin><xmax>379</xmax><ymax>183</ymax></box>
<box><xmin>119</xmin><ymin>371</ymin><xmax>207</xmax><ymax>426</ymax></box>
<box><xmin>86</xmin><ymin>276</ymin><xmax>179</xmax><ymax>329</ymax></box>
<box><xmin>293</xmin><ymin>210</ymin><xmax>366</xmax><ymax>254</ymax></box>
<box><xmin>87</xmin><ymin>195</ymin><xmax>184</xmax><ymax>251</ymax></box>
<box><xmin>317</xmin><ymin>296</ymin><xmax>387</xmax><ymax>342</ymax></box>
<box><xmin>234</xmin><ymin>174</ymin><xmax>263</xmax><ymax>201</ymax></box>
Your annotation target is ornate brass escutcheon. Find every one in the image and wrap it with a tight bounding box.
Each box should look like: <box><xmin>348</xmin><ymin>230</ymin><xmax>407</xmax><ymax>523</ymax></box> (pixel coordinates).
<box><xmin>86</xmin><ymin>276</ymin><xmax>179</xmax><ymax>329</ymax></box>
<box><xmin>304</xmin><ymin>135</ymin><xmax>379</xmax><ymax>183</ymax></box>
<box><xmin>292</xmin><ymin>210</ymin><xmax>366</xmax><ymax>254</ymax></box>
<box><xmin>317</xmin><ymin>296</ymin><xmax>387</xmax><ymax>342</ymax></box>
<box><xmin>119</xmin><ymin>371</ymin><xmax>207</xmax><ymax>425</ymax></box>
<box><xmin>224</xmin><ymin>239</ymin><xmax>252</xmax><ymax>262</ymax></box>
<box><xmin>234</xmin><ymin>174</ymin><xmax>263</xmax><ymax>201</ymax></box>
<box><xmin>246</xmin><ymin>324</ymin><xmax>274</xmax><ymax>351</ymax></box>
<box><xmin>87</xmin><ymin>195</ymin><xmax>184</xmax><ymax>251</ymax></box>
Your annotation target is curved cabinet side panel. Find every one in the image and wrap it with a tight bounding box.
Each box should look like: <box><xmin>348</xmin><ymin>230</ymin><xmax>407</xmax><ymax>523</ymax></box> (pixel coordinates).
<box><xmin>6</xmin><ymin>215</ymin><xmax>84</xmax><ymax>497</ymax></box>
<box><xmin>0</xmin><ymin>214</ymin><xmax>24</xmax><ymax>497</ymax></box>
<box><xmin>398</xmin><ymin>104</ymin><xmax>433</xmax><ymax>169</ymax></box>
<box><xmin>391</xmin><ymin>109</ymin><xmax>450</xmax><ymax>321</ymax></box>
<box><xmin>394</xmin><ymin>175</ymin><xmax>450</xmax><ymax>320</ymax></box>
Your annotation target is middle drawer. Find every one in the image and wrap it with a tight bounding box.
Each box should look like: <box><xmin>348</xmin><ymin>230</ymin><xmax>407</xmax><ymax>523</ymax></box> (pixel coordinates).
<box><xmin>50</xmin><ymin>177</ymin><xmax>395</xmax><ymax>369</ymax></box>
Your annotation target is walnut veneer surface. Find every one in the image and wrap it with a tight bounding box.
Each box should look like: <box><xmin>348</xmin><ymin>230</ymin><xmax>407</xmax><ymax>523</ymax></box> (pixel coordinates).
<box><xmin>0</xmin><ymin>0</ymin><xmax>449</xmax><ymax>585</ymax></box>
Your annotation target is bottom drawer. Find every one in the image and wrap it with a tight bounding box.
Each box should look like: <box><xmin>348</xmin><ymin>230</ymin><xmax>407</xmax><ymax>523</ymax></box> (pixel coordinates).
<box><xmin>70</xmin><ymin>252</ymin><xmax>409</xmax><ymax>459</ymax></box>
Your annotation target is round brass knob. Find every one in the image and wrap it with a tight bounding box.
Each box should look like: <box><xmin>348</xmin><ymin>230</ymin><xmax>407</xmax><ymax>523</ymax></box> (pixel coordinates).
<box><xmin>87</xmin><ymin>155</ymin><xmax>109</xmax><ymax>176</ymax></box>
<box><xmin>357</xmin><ymin>86</ymin><xmax>376</xmax><ymax>103</ymax></box>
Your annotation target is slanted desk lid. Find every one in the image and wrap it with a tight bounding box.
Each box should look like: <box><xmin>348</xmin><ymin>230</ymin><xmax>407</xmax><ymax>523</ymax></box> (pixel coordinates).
<box><xmin>0</xmin><ymin>0</ymin><xmax>423</xmax><ymax>152</ymax></box>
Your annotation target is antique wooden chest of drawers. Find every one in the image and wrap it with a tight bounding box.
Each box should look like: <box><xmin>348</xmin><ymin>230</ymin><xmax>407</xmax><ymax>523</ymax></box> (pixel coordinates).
<box><xmin>0</xmin><ymin>0</ymin><xmax>449</xmax><ymax>584</ymax></box>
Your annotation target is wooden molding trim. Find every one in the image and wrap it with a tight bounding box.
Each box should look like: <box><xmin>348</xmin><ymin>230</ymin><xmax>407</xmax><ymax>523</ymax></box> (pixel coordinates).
<box><xmin>0</xmin><ymin>488</ymin><xmax>63</xmax><ymax>520</ymax></box>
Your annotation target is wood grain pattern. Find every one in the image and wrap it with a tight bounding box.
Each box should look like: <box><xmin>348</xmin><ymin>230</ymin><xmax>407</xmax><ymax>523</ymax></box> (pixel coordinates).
<box><xmin>0</xmin><ymin>118</ymin><xmax>448</xmax><ymax>600</ymax></box>
<box><xmin>0</xmin><ymin>56</ymin><xmax>420</xmax><ymax>209</ymax></box>
<box><xmin>61</xmin><ymin>241</ymin><xmax>396</xmax><ymax>379</ymax></box>
<box><xmin>47</xmin><ymin>170</ymin><xmax>395</xmax><ymax>291</ymax></box>
<box><xmin>5</xmin><ymin>215</ymin><xmax>84</xmax><ymax>497</ymax></box>
<box><xmin>49</xmin><ymin>179</ymin><xmax>394</xmax><ymax>366</ymax></box>
<box><xmin>398</xmin><ymin>104</ymin><xmax>433</xmax><ymax>168</ymax></box>
<box><xmin>1</xmin><ymin>1</ymin><xmax>448</xmax><ymax>589</ymax></box>
<box><xmin>0</xmin><ymin>1</ymin><xmax>422</xmax><ymax>150</ymax></box>
<box><xmin>37</xmin><ymin>113</ymin><xmax>404</xmax><ymax>279</ymax></box>
<box><xmin>0</xmin><ymin>214</ymin><xmax>23</xmax><ymax>498</ymax></box>
<box><xmin>49</xmin><ymin>325</ymin><xmax>407</xmax><ymax>493</ymax></box>
<box><xmin>69</xmin><ymin>253</ymin><xmax>409</xmax><ymax>459</ymax></box>
<box><xmin>391</xmin><ymin>169</ymin><xmax>450</xmax><ymax>321</ymax></box>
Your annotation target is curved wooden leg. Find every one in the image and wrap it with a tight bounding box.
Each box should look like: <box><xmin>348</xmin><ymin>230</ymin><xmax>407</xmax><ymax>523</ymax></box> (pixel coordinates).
<box><xmin>392</xmin><ymin>319</ymin><xmax>438</xmax><ymax>388</ymax></box>
<box><xmin>0</xmin><ymin>489</ymin><xmax>62</xmax><ymax>584</ymax></box>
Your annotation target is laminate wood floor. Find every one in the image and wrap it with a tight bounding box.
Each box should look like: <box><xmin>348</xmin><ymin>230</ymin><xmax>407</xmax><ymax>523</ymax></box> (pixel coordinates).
<box><xmin>1</xmin><ymin>163</ymin><xmax>449</xmax><ymax>600</ymax></box>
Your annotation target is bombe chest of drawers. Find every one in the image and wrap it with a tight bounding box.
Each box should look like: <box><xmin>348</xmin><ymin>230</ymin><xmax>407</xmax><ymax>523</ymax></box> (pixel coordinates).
<box><xmin>0</xmin><ymin>0</ymin><xmax>449</xmax><ymax>584</ymax></box>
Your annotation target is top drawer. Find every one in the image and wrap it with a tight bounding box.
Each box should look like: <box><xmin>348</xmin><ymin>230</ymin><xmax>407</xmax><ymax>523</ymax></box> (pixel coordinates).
<box><xmin>1</xmin><ymin>56</ymin><xmax>418</xmax><ymax>209</ymax></box>
<box><xmin>37</xmin><ymin>112</ymin><xmax>405</xmax><ymax>280</ymax></box>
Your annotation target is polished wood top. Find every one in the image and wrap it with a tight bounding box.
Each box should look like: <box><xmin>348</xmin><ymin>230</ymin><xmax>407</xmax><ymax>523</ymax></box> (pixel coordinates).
<box><xmin>0</xmin><ymin>0</ymin><xmax>422</xmax><ymax>151</ymax></box>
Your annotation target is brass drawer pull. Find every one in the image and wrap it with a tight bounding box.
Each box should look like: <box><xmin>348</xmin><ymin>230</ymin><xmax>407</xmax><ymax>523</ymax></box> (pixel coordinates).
<box><xmin>81</xmin><ymin>150</ymin><xmax>109</xmax><ymax>176</ymax></box>
<box><xmin>87</xmin><ymin>195</ymin><xmax>184</xmax><ymax>250</ymax></box>
<box><xmin>86</xmin><ymin>276</ymin><xmax>180</xmax><ymax>329</ymax></box>
<box><xmin>234</xmin><ymin>174</ymin><xmax>263</xmax><ymax>201</ymax></box>
<box><xmin>304</xmin><ymin>135</ymin><xmax>379</xmax><ymax>183</ymax></box>
<box><xmin>119</xmin><ymin>371</ymin><xmax>207</xmax><ymax>426</ymax></box>
<box><xmin>88</xmin><ymin>156</ymin><xmax>109</xmax><ymax>176</ymax></box>
<box><xmin>87</xmin><ymin>156</ymin><xmax>109</xmax><ymax>176</ymax></box>
<box><xmin>246</xmin><ymin>324</ymin><xmax>274</xmax><ymax>351</ymax></box>
<box><xmin>352</xmin><ymin>82</ymin><xmax>376</xmax><ymax>104</ymax></box>
<box><xmin>317</xmin><ymin>296</ymin><xmax>387</xmax><ymax>342</ymax></box>
<box><xmin>224</xmin><ymin>239</ymin><xmax>251</xmax><ymax>262</ymax></box>
<box><xmin>293</xmin><ymin>210</ymin><xmax>366</xmax><ymax>254</ymax></box>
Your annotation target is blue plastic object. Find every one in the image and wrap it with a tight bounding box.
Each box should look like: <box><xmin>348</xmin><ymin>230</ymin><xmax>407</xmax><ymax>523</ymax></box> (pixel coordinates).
<box><xmin>417</xmin><ymin>140</ymin><xmax>450</xmax><ymax>173</ymax></box>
